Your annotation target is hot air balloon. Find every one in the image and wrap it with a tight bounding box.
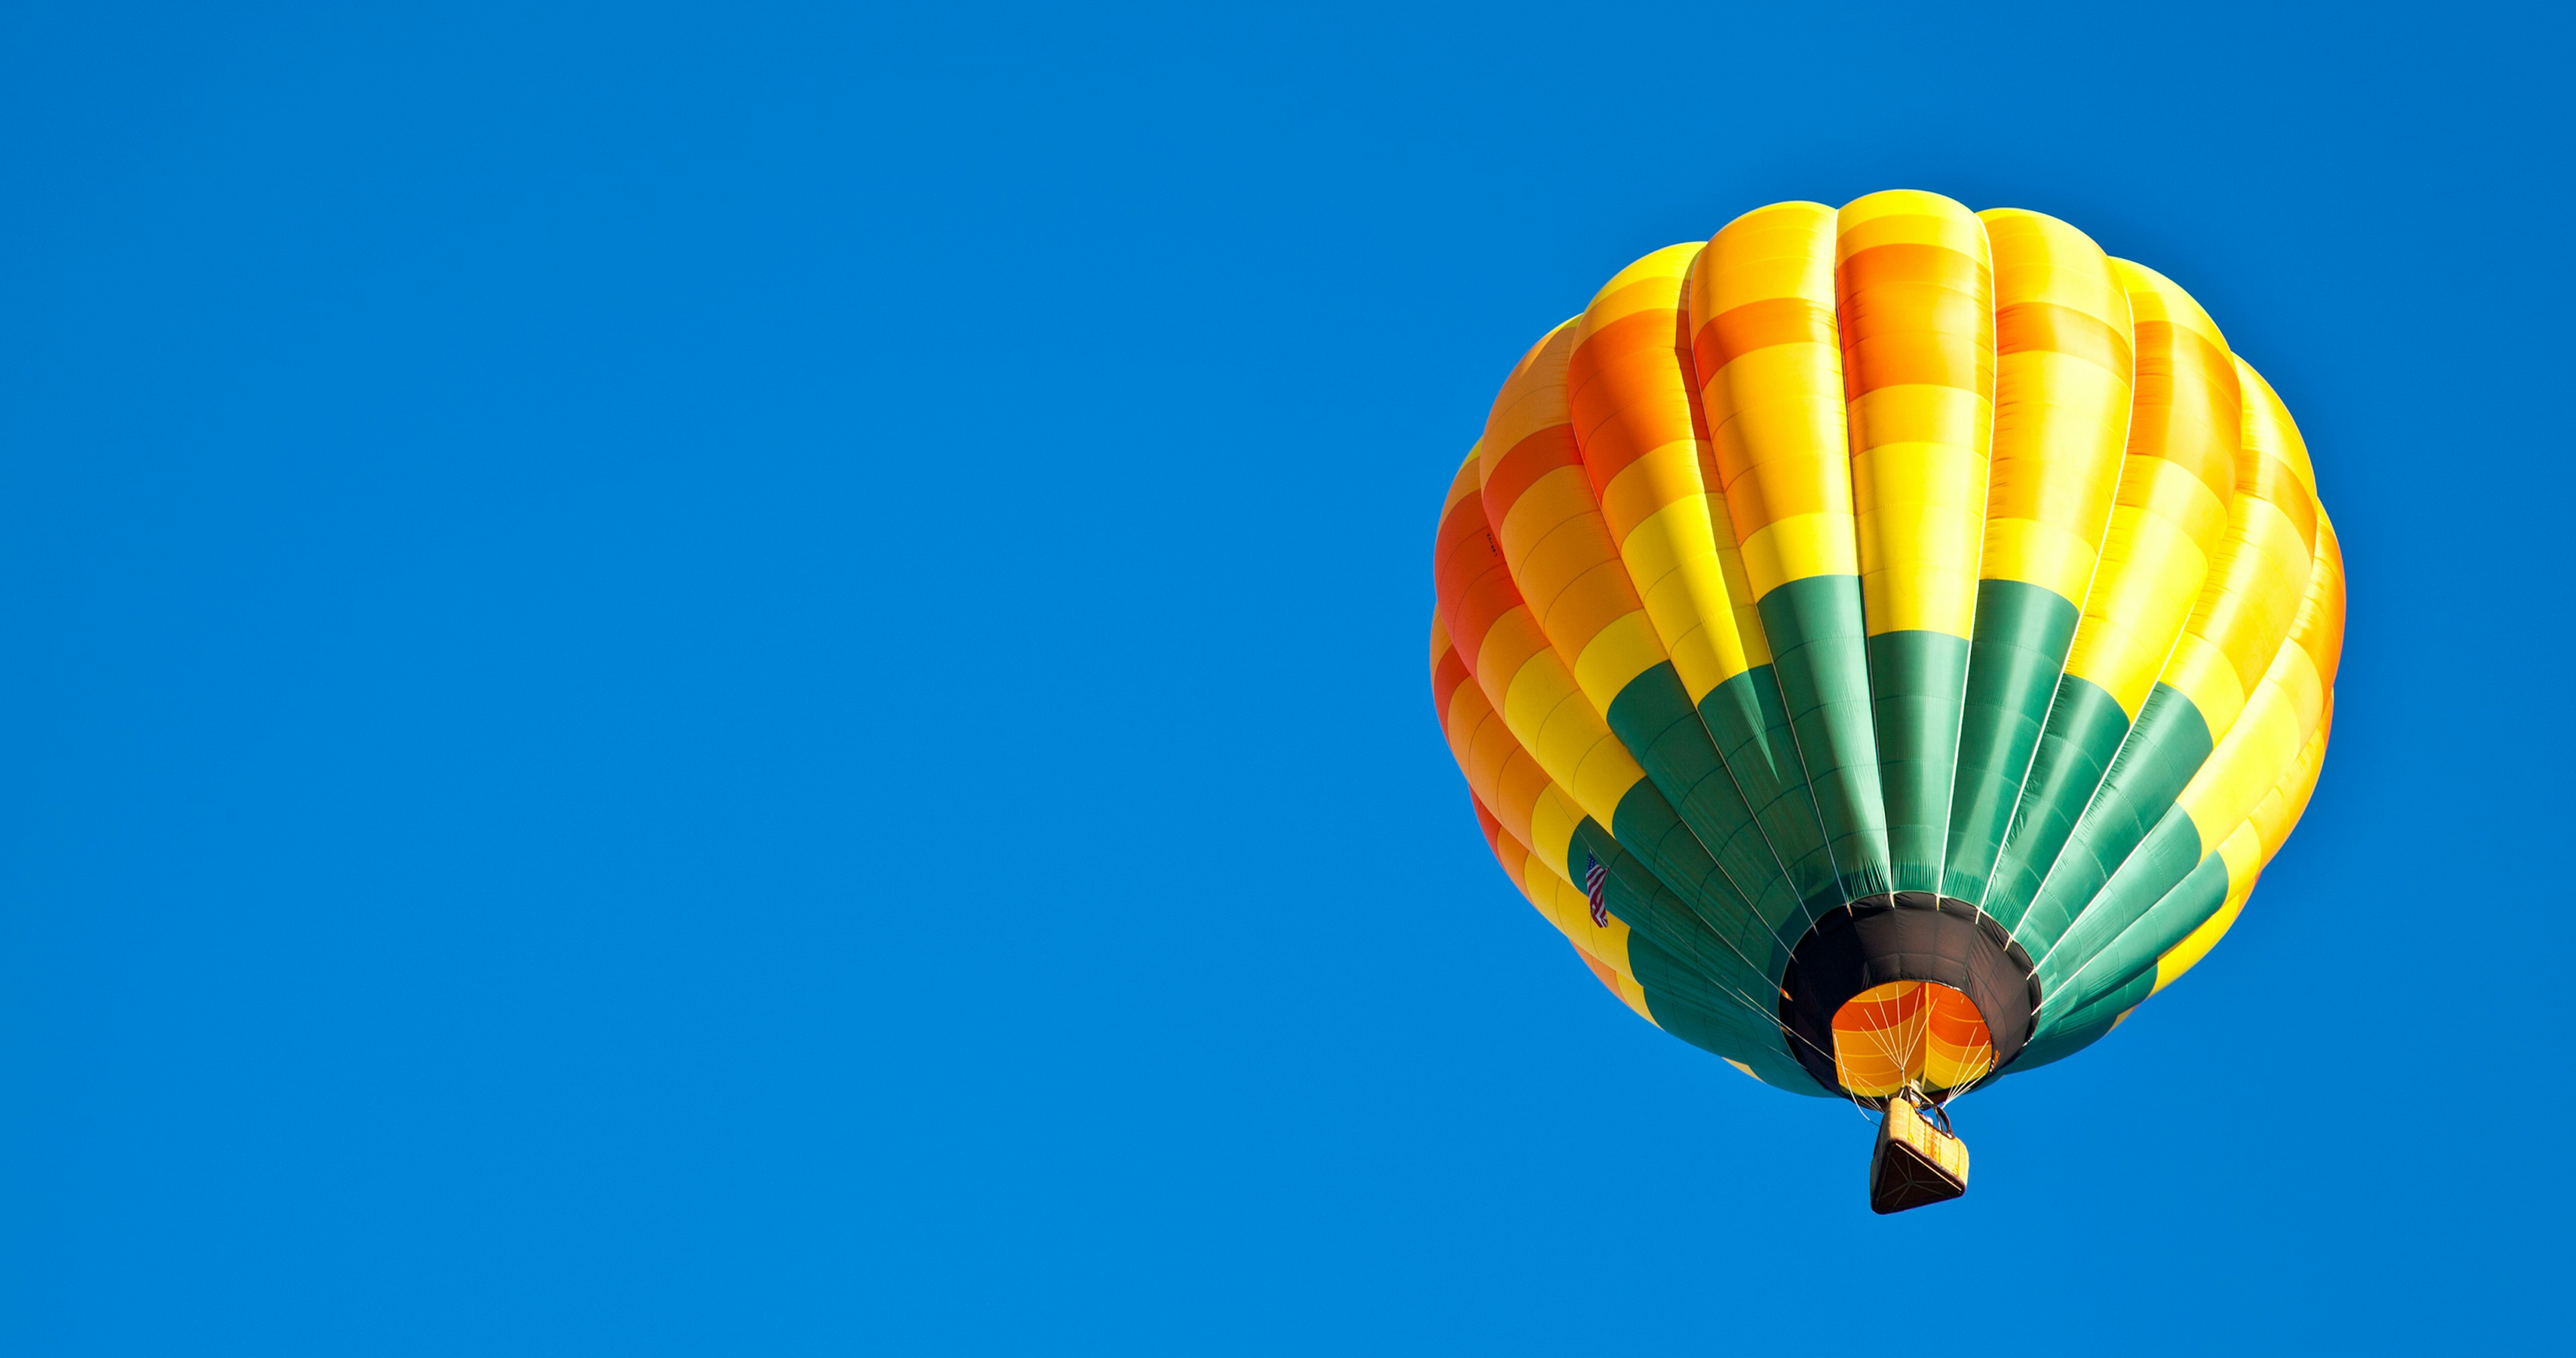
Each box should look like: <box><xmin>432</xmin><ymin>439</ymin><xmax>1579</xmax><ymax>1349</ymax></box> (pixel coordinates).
<box><xmin>1429</xmin><ymin>192</ymin><xmax>2341</xmax><ymax>1212</ymax></box>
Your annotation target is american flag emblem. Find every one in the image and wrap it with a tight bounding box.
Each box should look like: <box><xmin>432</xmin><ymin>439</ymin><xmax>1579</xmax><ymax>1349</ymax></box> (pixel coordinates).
<box><xmin>1582</xmin><ymin>853</ymin><xmax>1609</xmax><ymax>927</ymax></box>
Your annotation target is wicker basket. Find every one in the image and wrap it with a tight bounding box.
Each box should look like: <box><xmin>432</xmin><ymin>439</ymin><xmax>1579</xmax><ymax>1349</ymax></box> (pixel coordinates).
<box><xmin>1870</xmin><ymin>1096</ymin><xmax>1970</xmax><ymax>1214</ymax></box>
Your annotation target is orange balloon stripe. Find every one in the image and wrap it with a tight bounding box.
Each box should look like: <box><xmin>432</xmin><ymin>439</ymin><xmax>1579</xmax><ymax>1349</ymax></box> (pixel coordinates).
<box><xmin>1430</xmin><ymin>643</ymin><xmax>1476</xmax><ymax>732</ymax></box>
<box><xmin>1837</xmin><ymin>243</ymin><xmax>1993</xmax><ymax>400</ymax></box>
<box><xmin>1477</xmin><ymin>325</ymin><xmax>1663</xmax><ymax>679</ymax></box>
<box><xmin>1432</xmin><ymin>461</ymin><xmax>1522</xmax><ymax>667</ymax></box>
<box><xmin>2129</xmin><ymin>321</ymin><xmax>2241</xmax><ymax>510</ymax></box>
<box><xmin>2292</xmin><ymin>514</ymin><xmax>2347</xmax><ymax>687</ymax></box>
<box><xmin>1686</xmin><ymin>202</ymin><xmax>1851</xmax><ymax>588</ymax></box>
<box><xmin>1482</xmin><ymin>424</ymin><xmax>1585</xmax><ymax>528</ymax></box>
<box><xmin>1568</xmin><ymin>309</ymin><xmax>1699</xmax><ymax>492</ymax></box>
<box><xmin>1468</xmin><ymin>793</ymin><xmax>1532</xmax><ymax>897</ymax></box>
<box><xmin>1430</xmin><ymin>618</ymin><xmax>1544</xmax><ymax>847</ymax></box>
<box><xmin>1994</xmin><ymin>300</ymin><xmax>2131</xmax><ymax>379</ymax></box>
<box><xmin>1692</xmin><ymin>296</ymin><xmax>1837</xmax><ymax>376</ymax></box>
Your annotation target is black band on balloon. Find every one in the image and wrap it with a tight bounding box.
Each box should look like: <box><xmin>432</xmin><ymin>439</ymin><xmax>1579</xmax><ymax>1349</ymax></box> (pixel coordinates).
<box><xmin>1778</xmin><ymin>893</ymin><xmax>2041</xmax><ymax>1099</ymax></box>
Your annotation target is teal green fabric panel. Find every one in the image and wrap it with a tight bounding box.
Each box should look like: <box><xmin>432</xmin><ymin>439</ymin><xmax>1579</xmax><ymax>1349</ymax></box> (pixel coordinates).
<box><xmin>1569</xmin><ymin>818</ymin><xmax>1768</xmax><ymax>1001</ymax></box>
<box><xmin>1605</xmin><ymin>780</ymin><xmax>1788</xmax><ymax>980</ymax></box>
<box><xmin>1623</xmin><ymin>934</ymin><xmax>1778</xmax><ymax>1058</ymax></box>
<box><xmin>1576</xmin><ymin>775</ymin><xmax>1750</xmax><ymax>960</ymax></box>
<box><xmin>1943</xmin><ymin>580</ymin><xmax>2082</xmax><ymax>904</ymax></box>
<box><xmin>1695</xmin><ymin>666</ymin><xmax>1840</xmax><ymax>924</ymax></box>
<box><xmin>2003</xmin><ymin>969</ymin><xmax>2152</xmax><ymax>1075</ymax></box>
<box><xmin>1754</xmin><ymin>575</ymin><xmax>1890</xmax><ymax>900</ymax></box>
<box><xmin>1605</xmin><ymin>663</ymin><xmax>1807</xmax><ymax>962</ymax></box>
<box><xmin>2011</xmin><ymin>685</ymin><xmax>2214</xmax><ymax>950</ymax></box>
<box><xmin>2028</xmin><ymin>813</ymin><xmax>2202</xmax><ymax>990</ymax></box>
<box><xmin>1631</xmin><ymin>984</ymin><xmax>1784</xmax><ymax>1084</ymax></box>
<box><xmin>1866</xmin><ymin>630</ymin><xmax>1970</xmax><ymax>895</ymax></box>
<box><xmin>1982</xmin><ymin>675</ymin><xmax>2129</xmax><ymax>928</ymax></box>
<box><xmin>1630</xmin><ymin>936</ymin><xmax>1832</xmax><ymax>1096</ymax></box>
<box><xmin>2042</xmin><ymin>845</ymin><xmax>2229</xmax><ymax>1022</ymax></box>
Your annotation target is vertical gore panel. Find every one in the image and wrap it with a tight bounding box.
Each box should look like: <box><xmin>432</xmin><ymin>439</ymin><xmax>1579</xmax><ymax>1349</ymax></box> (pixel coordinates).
<box><xmin>1945</xmin><ymin>210</ymin><xmax>2133</xmax><ymax>903</ymax></box>
<box><xmin>1688</xmin><ymin>203</ymin><xmax>1852</xmax><ymax>602</ymax></box>
<box><xmin>1943</xmin><ymin>580</ymin><xmax>2080</xmax><ymax>902</ymax></box>
<box><xmin>1690</xmin><ymin>202</ymin><xmax>1888</xmax><ymax>901</ymax></box>
<box><xmin>1569</xmin><ymin>245</ymin><xmax>1753</xmax><ymax>701</ymax></box>
<box><xmin>2063</xmin><ymin>262</ymin><xmax>2239</xmax><ymax>719</ymax></box>
<box><xmin>1695</xmin><ymin>665</ymin><xmax>1837</xmax><ymax>916</ymax></box>
<box><xmin>1980</xmin><ymin>262</ymin><xmax>2239</xmax><ymax>929</ymax></box>
<box><xmin>1755</xmin><ymin>579</ymin><xmax>1888</xmax><ymax>897</ymax></box>
<box><xmin>1836</xmin><ymin>190</ymin><xmax>1994</xmax><ymax>895</ymax></box>
<box><xmin>1865</xmin><ymin>630</ymin><xmax>1972</xmax><ymax>891</ymax></box>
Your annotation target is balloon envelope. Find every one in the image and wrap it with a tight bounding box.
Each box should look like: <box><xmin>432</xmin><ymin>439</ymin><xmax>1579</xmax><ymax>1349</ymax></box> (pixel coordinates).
<box><xmin>1431</xmin><ymin>191</ymin><xmax>2341</xmax><ymax>1102</ymax></box>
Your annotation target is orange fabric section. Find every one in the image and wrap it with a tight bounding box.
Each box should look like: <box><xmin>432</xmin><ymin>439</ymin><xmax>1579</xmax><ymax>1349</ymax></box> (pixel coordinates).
<box><xmin>1836</xmin><ymin>192</ymin><xmax>1994</xmax><ymax>640</ymax></box>
<box><xmin>1432</xmin><ymin>455</ymin><xmax>1522</xmax><ymax>665</ymax></box>
<box><xmin>1568</xmin><ymin>245</ymin><xmax>1772</xmax><ymax>696</ymax></box>
<box><xmin>2292</xmin><ymin>514</ymin><xmax>2346</xmax><ymax>687</ymax></box>
<box><xmin>1479</xmin><ymin>317</ymin><xmax>1664</xmax><ymax>694</ymax></box>
<box><xmin>1430</xmin><ymin>630</ymin><xmax>1474</xmax><ymax>716</ymax></box>
<box><xmin>1830</xmin><ymin>980</ymin><xmax>1994</xmax><ymax>1097</ymax></box>
<box><xmin>1686</xmin><ymin>202</ymin><xmax>1851</xmax><ymax>583</ymax></box>
<box><xmin>1994</xmin><ymin>300</ymin><xmax>2132</xmax><ymax>377</ymax></box>
<box><xmin>1569</xmin><ymin>308</ymin><xmax>1701</xmax><ymax>486</ymax></box>
<box><xmin>1691</xmin><ymin>296</ymin><xmax>1837</xmax><ymax>374</ymax></box>
<box><xmin>1837</xmin><ymin>242</ymin><xmax>1994</xmax><ymax>398</ymax></box>
<box><xmin>1468</xmin><ymin>794</ymin><xmax>1530</xmax><ymax>897</ymax></box>
<box><xmin>2129</xmin><ymin>321</ymin><xmax>2241</xmax><ymax>508</ymax></box>
<box><xmin>1482</xmin><ymin>425</ymin><xmax>1583</xmax><ymax>529</ymax></box>
<box><xmin>1430</xmin><ymin>616</ymin><xmax>1550</xmax><ymax>850</ymax></box>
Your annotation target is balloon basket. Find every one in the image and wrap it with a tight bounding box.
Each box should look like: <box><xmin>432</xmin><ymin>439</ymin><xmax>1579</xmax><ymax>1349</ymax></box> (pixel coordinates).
<box><xmin>1869</xmin><ymin>1094</ymin><xmax>1969</xmax><ymax>1214</ymax></box>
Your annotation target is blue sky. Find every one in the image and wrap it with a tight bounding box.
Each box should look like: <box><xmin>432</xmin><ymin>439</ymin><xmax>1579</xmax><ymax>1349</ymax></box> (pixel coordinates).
<box><xmin>3</xmin><ymin>2</ymin><xmax>2567</xmax><ymax>1352</ymax></box>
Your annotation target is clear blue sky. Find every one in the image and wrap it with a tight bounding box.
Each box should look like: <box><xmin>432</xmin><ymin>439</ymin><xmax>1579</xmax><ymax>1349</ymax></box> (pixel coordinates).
<box><xmin>2</xmin><ymin>2</ymin><xmax>2566</xmax><ymax>1353</ymax></box>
